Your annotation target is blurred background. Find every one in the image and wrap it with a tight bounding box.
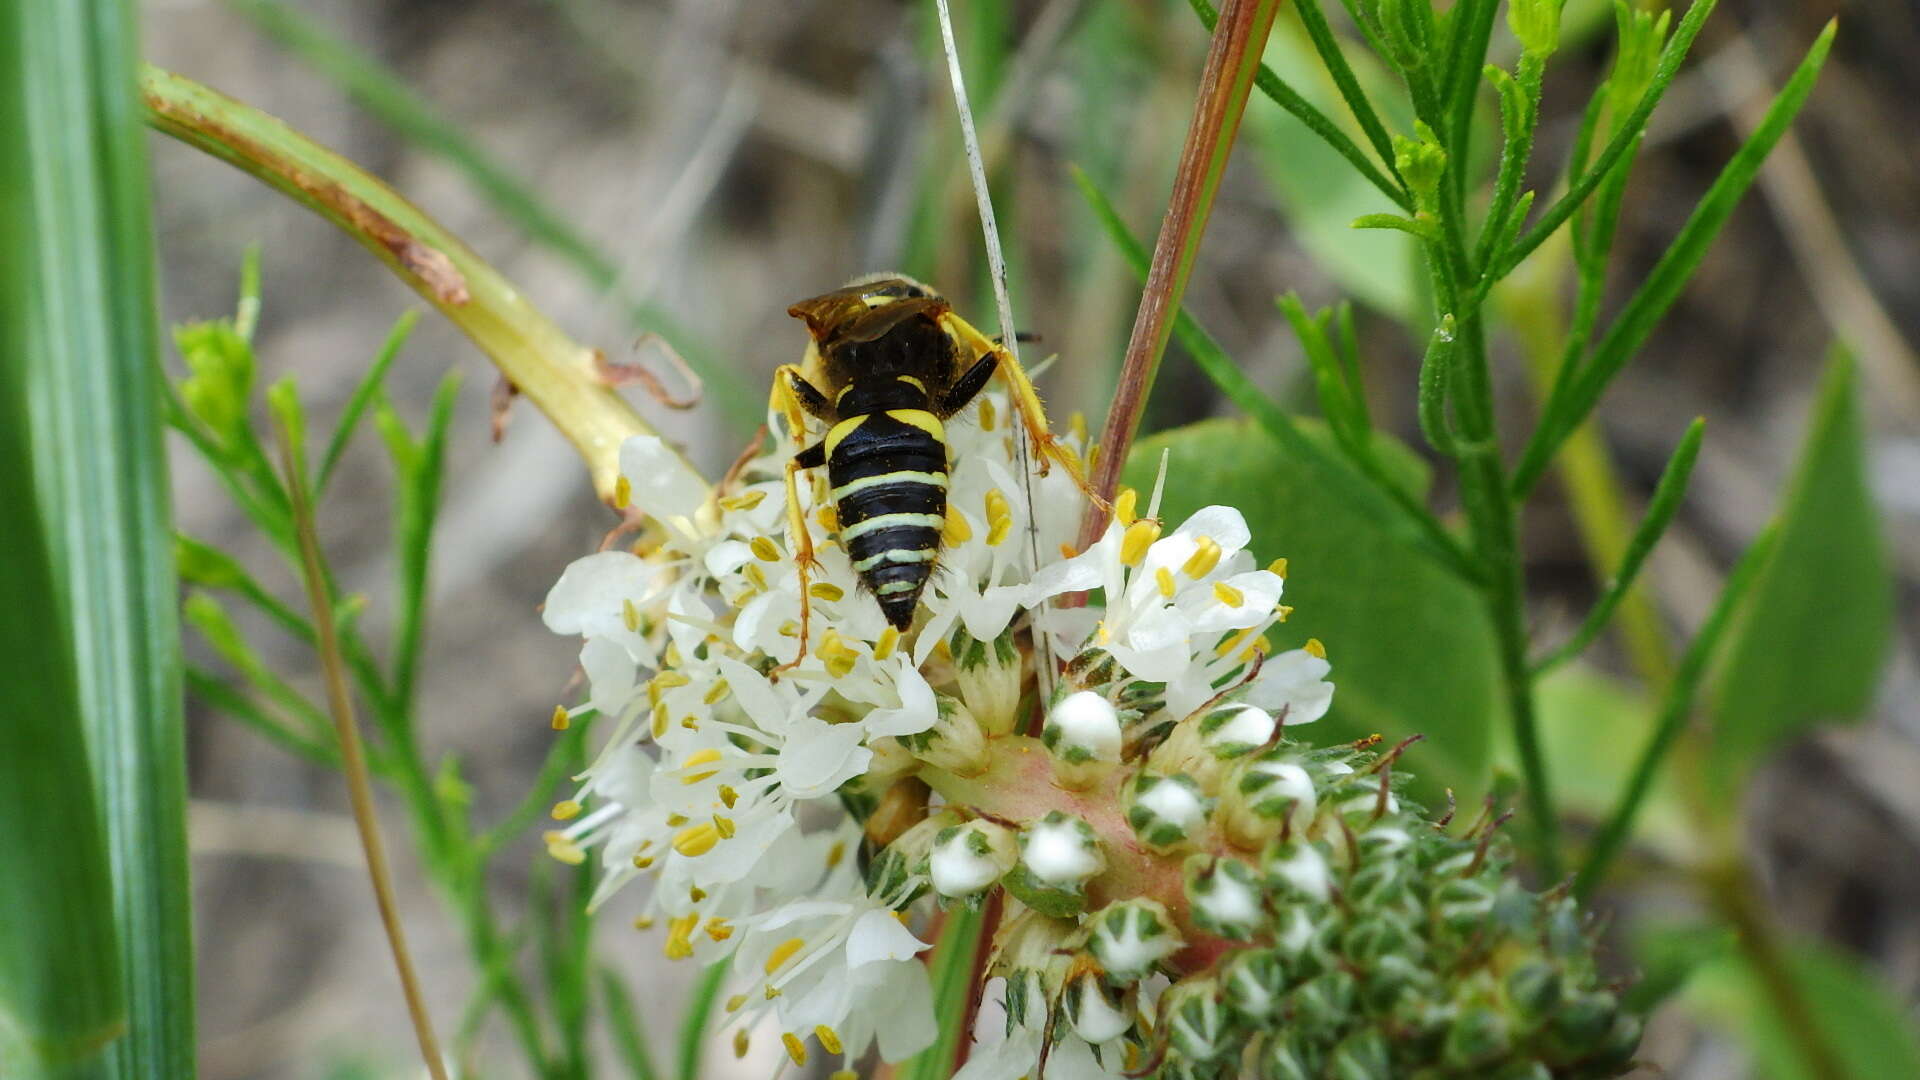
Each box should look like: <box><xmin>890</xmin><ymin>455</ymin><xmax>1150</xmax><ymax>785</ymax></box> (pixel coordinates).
<box><xmin>144</xmin><ymin>0</ymin><xmax>1917</xmax><ymax>1076</ymax></box>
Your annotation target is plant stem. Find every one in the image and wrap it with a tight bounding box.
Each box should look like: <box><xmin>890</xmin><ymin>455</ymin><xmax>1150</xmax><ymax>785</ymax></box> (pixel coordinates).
<box><xmin>278</xmin><ymin>424</ymin><xmax>450</xmax><ymax>1080</ymax></box>
<box><xmin>1702</xmin><ymin>859</ymin><xmax>1851</xmax><ymax>1080</ymax></box>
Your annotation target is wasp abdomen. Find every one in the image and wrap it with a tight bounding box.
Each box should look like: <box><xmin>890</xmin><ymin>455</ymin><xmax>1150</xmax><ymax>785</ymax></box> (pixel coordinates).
<box><xmin>825</xmin><ymin>408</ymin><xmax>948</xmax><ymax>629</ymax></box>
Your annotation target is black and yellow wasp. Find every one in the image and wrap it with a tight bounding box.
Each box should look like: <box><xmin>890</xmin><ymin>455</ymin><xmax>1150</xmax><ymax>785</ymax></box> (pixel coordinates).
<box><xmin>770</xmin><ymin>275</ymin><xmax>1099</xmax><ymax>648</ymax></box>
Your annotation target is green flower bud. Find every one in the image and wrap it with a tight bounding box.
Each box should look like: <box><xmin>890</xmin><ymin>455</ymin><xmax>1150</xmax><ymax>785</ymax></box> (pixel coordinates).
<box><xmin>1162</xmin><ymin>980</ymin><xmax>1235</xmax><ymax>1064</ymax></box>
<box><xmin>1606</xmin><ymin>2</ymin><xmax>1671</xmax><ymax>120</ymax></box>
<box><xmin>1185</xmin><ymin>855</ymin><xmax>1268</xmax><ymax>941</ymax></box>
<box><xmin>1392</xmin><ymin>122</ymin><xmax>1449</xmax><ymax>213</ymax></box>
<box><xmin>174</xmin><ymin>319</ymin><xmax>255</xmax><ymax>443</ymax></box>
<box><xmin>1507</xmin><ymin>0</ymin><xmax>1562</xmax><ymax>58</ymax></box>
<box><xmin>1042</xmin><ymin>689</ymin><xmax>1122</xmax><ymax>789</ymax></box>
<box><xmin>927</xmin><ymin>818</ymin><xmax>1016</xmax><ymax>899</ymax></box>
<box><xmin>1087</xmin><ymin>898</ymin><xmax>1181</xmax><ymax>983</ymax></box>
<box><xmin>897</xmin><ymin>694</ymin><xmax>988</xmax><ymax>776</ymax></box>
<box><xmin>949</xmin><ymin>626</ymin><xmax>1023</xmax><ymax>735</ymax></box>
<box><xmin>1002</xmin><ymin>812</ymin><xmax>1104</xmax><ymax>918</ymax></box>
<box><xmin>1127</xmin><ymin>772</ymin><xmax>1210</xmax><ymax>851</ymax></box>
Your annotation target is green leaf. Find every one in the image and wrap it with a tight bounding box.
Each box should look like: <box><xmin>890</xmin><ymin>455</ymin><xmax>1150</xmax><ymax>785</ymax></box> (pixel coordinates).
<box><xmin>1684</xmin><ymin>938</ymin><xmax>1920</xmax><ymax>1080</ymax></box>
<box><xmin>319</xmin><ymin>309</ymin><xmax>418</xmax><ymax>496</ymax></box>
<box><xmin>674</xmin><ymin>962</ymin><xmax>728</xmax><ymax>1080</ymax></box>
<box><xmin>1708</xmin><ymin>350</ymin><xmax>1892</xmax><ymax>806</ymax></box>
<box><xmin>6</xmin><ymin>0</ymin><xmax>194</xmax><ymax>1074</ymax></box>
<box><xmin>1124</xmin><ymin>419</ymin><xmax>1497</xmax><ymax>799</ymax></box>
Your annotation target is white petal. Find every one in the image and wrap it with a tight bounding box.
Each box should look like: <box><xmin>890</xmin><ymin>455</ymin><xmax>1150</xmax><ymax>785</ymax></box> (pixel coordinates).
<box><xmin>1178</xmin><ymin>569</ymin><xmax>1284</xmax><ymax>633</ymax></box>
<box><xmin>872</xmin><ymin>960</ymin><xmax>938</xmax><ymax>1063</ymax></box>
<box><xmin>580</xmin><ymin>636</ymin><xmax>638</xmax><ymax>716</ymax></box>
<box><xmin>865</xmin><ymin>659</ymin><xmax>938</xmax><ymax>737</ymax></box>
<box><xmin>1023</xmin><ymin>548</ymin><xmax>1106</xmax><ymax>604</ymax></box>
<box><xmin>702</xmin><ymin>539</ymin><xmax>754</xmax><ymax>578</ymax></box>
<box><xmin>777</xmin><ymin>716</ymin><xmax>871</xmax><ymax>798</ymax></box>
<box><xmin>1170</xmin><ymin>504</ymin><xmax>1251</xmax><ymax>550</ymax></box>
<box><xmin>715</xmin><ymin>657</ymin><xmax>783</xmax><ymax>731</ymax></box>
<box><xmin>618</xmin><ymin>435</ymin><xmax>709</xmax><ymax>528</ymax></box>
<box><xmin>1244</xmin><ymin>649</ymin><xmax>1335</xmax><ymax>724</ymax></box>
<box><xmin>845</xmin><ymin>908</ymin><xmax>928</xmax><ymax>968</ymax></box>
<box><xmin>541</xmin><ymin>551</ymin><xmax>661</xmax><ymax>638</ymax></box>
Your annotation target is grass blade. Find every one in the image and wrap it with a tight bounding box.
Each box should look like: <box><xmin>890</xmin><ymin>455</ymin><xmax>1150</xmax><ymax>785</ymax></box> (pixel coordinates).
<box><xmin>1533</xmin><ymin>417</ymin><xmax>1703</xmax><ymax>675</ymax></box>
<box><xmin>1574</xmin><ymin>523</ymin><xmax>1780</xmax><ymax>899</ymax></box>
<box><xmin>1513</xmin><ymin>21</ymin><xmax>1835</xmax><ymax>497</ymax></box>
<box><xmin>900</xmin><ymin>905</ymin><xmax>986</xmax><ymax>1080</ymax></box>
<box><xmin>220</xmin><ymin>0</ymin><xmax>755</xmax><ymax>425</ymax></box>
<box><xmin>599</xmin><ymin>969</ymin><xmax>661</xmax><ymax>1080</ymax></box>
<box><xmin>6</xmin><ymin>0</ymin><xmax>194</xmax><ymax>1073</ymax></box>
<box><xmin>1189</xmin><ymin>0</ymin><xmax>1409</xmax><ymax>210</ymax></box>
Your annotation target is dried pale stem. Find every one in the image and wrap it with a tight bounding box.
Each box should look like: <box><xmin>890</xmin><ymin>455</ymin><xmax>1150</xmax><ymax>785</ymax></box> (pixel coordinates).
<box><xmin>141</xmin><ymin>65</ymin><xmax>674</xmax><ymax>505</ymax></box>
<box><xmin>278</xmin><ymin>424</ymin><xmax>448</xmax><ymax>1080</ymax></box>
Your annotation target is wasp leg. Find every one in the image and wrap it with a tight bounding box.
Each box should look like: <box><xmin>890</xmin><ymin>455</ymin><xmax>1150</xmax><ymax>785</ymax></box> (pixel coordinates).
<box><xmin>940</xmin><ymin>312</ymin><xmax>1108</xmax><ymax>511</ymax></box>
<box><xmin>772</xmin><ymin>442</ymin><xmax>828</xmax><ymax>678</ymax></box>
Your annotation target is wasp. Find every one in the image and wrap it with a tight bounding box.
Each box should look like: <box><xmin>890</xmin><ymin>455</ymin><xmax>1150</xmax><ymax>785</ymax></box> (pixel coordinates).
<box><xmin>770</xmin><ymin>275</ymin><xmax>1100</xmax><ymax>653</ymax></box>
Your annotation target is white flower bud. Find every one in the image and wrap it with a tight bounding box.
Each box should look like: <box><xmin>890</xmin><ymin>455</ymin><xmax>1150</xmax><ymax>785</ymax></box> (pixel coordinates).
<box><xmin>1266</xmin><ymin>840</ymin><xmax>1333</xmax><ymax>904</ymax></box>
<box><xmin>1203</xmin><ymin>704</ymin><xmax>1276</xmax><ymax>755</ymax></box>
<box><xmin>1127</xmin><ymin>772</ymin><xmax>1209</xmax><ymax>851</ymax></box>
<box><xmin>1087</xmin><ymin>898</ymin><xmax>1181</xmax><ymax>983</ymax></box>
<box><xmin>1043</xmin><ymin>690</ymin><xmax>1122</xmax><ymax>789</ymax></box>
<box><xmin>1067</xmin><ymin>975</ymin><xmax>1133</xmax><ymax>1044</ymax></box>
<box><xmin>1020</xmin><ymin>812</ymin><xmax>1104</xmax><ymax>887</ymax></box>
<box><xmin>897</xmin><ymin>695</ymin><xmax>989</xmax><ymax>776</ymax></box>
<box><xmin>928</xmin><ymin>820</ymin><xmax>1017</xmax><ymax>899</ymax></box>
<box><xmin>951</xmin><ymin>627</ymin><xmax>1024</xmax><ymax>736</ymax></box>
<box><xmin>1187</xmin><ymin>856</ymin><xmax>1267</xmax><ymax>940</ymax></box>
<box><xmin>1222</xmin><ymin>755</ymin><xmax>1317</xmax><ymax>848</ymax></box>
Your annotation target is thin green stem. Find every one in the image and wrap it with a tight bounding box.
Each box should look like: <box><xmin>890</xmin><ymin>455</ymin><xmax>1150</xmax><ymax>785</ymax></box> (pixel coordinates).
<box><xmin>674</xmin><ymin>962</ymin><xmax>729</xmax><ymax>1080</ymax></box>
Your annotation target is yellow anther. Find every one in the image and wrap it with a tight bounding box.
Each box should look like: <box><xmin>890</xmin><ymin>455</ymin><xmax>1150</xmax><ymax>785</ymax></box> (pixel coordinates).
<box><xmin>622</xmin><ymin>597</ymin><xmax>640</xmax><ymax>633</ymax></box>
<box><xmin>810</xmin><ymin>581</ymin><xmax>845</xmax><ymax>602</ymax></box>
<box><xmin>712</xmin><ymin>814</ymin><xmax>736</xmax><ymax>839</ymax></box>
<box><xmin>1095</xmin><ymin>620</ymin><xmax>1112</xmax><ymax>645</ymax></box>
<box><xmin>733</xmin><ymin>1028</ymin><xmax>750</xmax><ymax>1058</ymax></box>
<box><xmin>1216</xmin><ymin>626</ymin><xmax>1258</xmax><ymax>658</ymax></box>
<box><xmin>778</xmin><ymin>620</ymin><xmax>800</xmax><ymax>638</ymax></box>
<box><xmin>1182</xmin><ymin>536</ymin><xmax>1223</xmax><ymax>578</ymax></box>
<box><xmin>1267</xmin><ymin>557</ymin><xmax>1289</xmax><ymax>578</ymax></box>
<box><xmin>1059</xmin><ymin>542</ymin><xmax>1078</xmax><ymax>560</ymax></box>
<box><xmin>1155</xmin><ymin>567</ymin><xmax>1177</xmax><ymax>599</ymax></box>
<box><xmin>816</xmin><ymin>1025</ymin><xmax>844</xmax><ymax>1055</ymax></box>
<box><xmin>750</xmin><ymin>536</ymin><xmax>782</xmax><ymax>562</ymax></box>
<box><xmin>703</xmin><ymin>679</ymin><xmax>730</xmax><ymax>705</ymax></box>
<box><xmin>1276</xmin><ymin>604</ymin><xmax>1294</xmax><ymax>623</ymax></box>
<box><xmin>673</xmin><ymin>822</ymin><xmax>720</xmax><ymax>856</ymax></box>
<box><xmin>816</xmin><ymin>504</ymin><xmax>838</xmax><ymax>532</ymax></box>
<box><xmin>1213</xmin><ymin>581</ymin><xmax>1245</xmax><ymax>607</ymax></box>
<box><xmin>742</xmin><ymin>562</ymin><xmax>768</xmax><ymax>591</ymax></box>
<box><xmin>612</xmin><ymin>474</ymin><xmax>631</xmax><ymax>510</ymax></box>
<box><xmin>550</xmin><ymin>704</ymin><xmax>570</xmax><ymax>731</ymax></box>
<box><xmin>979</xmin><ymin>397</ymin><xmax>997</xmax><ymax>431</ymax></box>
<box><xmin>1305</xmin><ymin>637</ymin><xmax>1327</xmax><ymax>659</ymax></box>
<box><xmin>719</xmin><ymin>488</ymin><xmax>767</xmax><ymax>511</ymax></box>
<box><xmin>1242</xmin><ymin>635</ymin><xmax>1273</xmax><ymax>662</ymax></box>
<box><xmin>764</xmin><ymin>984</ymin><xmax>781</xmax><ymax>1000</ymax></box>
<box><xmin>633</xmin><ymin>915</ymin><xmax>655</xmax><ymax>930</ymax></box>
<box><xmin>681</xmin><ymin>748</ymin><xmax>723</xmax><ymax>783</ymax></box>
<box><xmin>665</xmin><ymin>813</ymin><xmax>688</xmax><ymax>827</ymax></box>
<box><xmin>632</xmin><ymin>853</ymin><xmax>654</xmax><ymax>869</ymax></box>
<box><xmin>829</xmin><ymin>1071</ymin><xmax>860</xmax><ymax>1080</ymax></box>
<box><xmin>654</xmin><ymin>670</ymin><xmax>691</xmax><ymax>693</ymax></box>
<box><xmin>664</xmin><ymin>913</ymin><xmax>698</xmax><ymax>960</ymax></box>
<box><xmin>817</xmin><ymin>630</ymin><xmax>860</xmax><ymax>678</ymax></box>
<box><xmin>718</xmin><ymin>784</ymin><xmax>739</xmax><ymax>809</ymax></box>
<box><xmin>873</xmin><ymin>626</ymin><xmax>900</xmax><ymax>661</ymax></box>
<box><xmin>705</xmin><ymin>918</ymin><xmax>734</xmax><ymax>941</ymax></box>
<box><xmin>688</xmin><ymin>885</ymin><xmax>707</xmax><ymax>903</ymax></box>
<box><xmin>543</xmin><ymin>831</ymin><xmax>586</xmax><ymax>865</ymax></box>
<box><xmin>679</xmin><ymin>715</ymin><xmax>699</xmax><ymax>730</ymax></box>
<box><xmin>550</xmin><ymin>799</ymin><xmax>582</xmax><ymax>821</ymax></box>
<box><xmin>826</xmin><ymin>841</ymin><xmax>846</xmax><ymax>869</ymax></box>
<box><xmin>1113</xmin><ymin>486</ymin><xmax>1139</xmax><ymax>526</ymax></box>
<box><xmin>651</xmin><ymin>702</ymin><xmax>670</xmax><ymax>739</ymax></box>
<box><xmin>782</xmin><ymin>1033</ymin><xmax>808</xmax><ymax>1067</ymax></box>
<box><xmin>765</xmin><ymin>937</ymin><xmax>805</xmax><ymax>975</ymax></box>
<box><xmin>984</xmin><ymin>489</ymin><xmax>1013</xmax><ymax>547</ymax></box>
<box><xmin>942</xmin><ymin>505</ymin><xmax>973</xmax><ymax>546</ymax></box>
<box><xmin>1120</xmin><ymin>519</ymin><xmax>1161</xmax><ymax>566</ymax></box>
<box><xmin>725</xmin><ymin>993</ymin><xmax>748</xmax><ymax>1012</ymax></box>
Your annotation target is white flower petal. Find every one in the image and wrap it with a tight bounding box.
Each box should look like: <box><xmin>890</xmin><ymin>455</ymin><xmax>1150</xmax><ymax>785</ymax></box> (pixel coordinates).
<box><xmin>618</xmin><ymin>435</ymin><xmax>709</xmax><ymax>529</ymax></box>
<box><xmin>1171</xmin><ymin>504</ymin><xmax>1251</xmax><ymax>550</ymax></box>
<box><xmin>845</xmin><ymin>908</ymin><xmax>928</xmax><ymax>968</ymax></box>
<box><xmin>864</xmin><ymin>659</ymin><xmax>938</xmax><ymax>737</ymax></box>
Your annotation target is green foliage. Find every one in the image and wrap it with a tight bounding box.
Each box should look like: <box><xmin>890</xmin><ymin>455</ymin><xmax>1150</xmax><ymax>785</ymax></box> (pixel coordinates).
<box><xmin>1684</xmin><ymin>938</ymin><xmax>1920</xmax><ymax>1080</ymax></box>
<box><xmin>1125</xmin><ymin>419</ymin><xmax>1498</xmax><ymax>801</ymax></box>
<box><xmin>1708</xmin><ymin>351</ymin><xmax>1892</xmax><ymax>805</ymax></box>
<box><xmin>3</xmin><ymin>0</ymin><xmax>191</xmax><ymax>1074</ymax></box>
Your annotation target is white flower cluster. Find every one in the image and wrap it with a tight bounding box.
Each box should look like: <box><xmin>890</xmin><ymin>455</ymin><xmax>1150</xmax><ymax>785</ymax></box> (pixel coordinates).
<box><xmin>538</xmin><ymin>391</ymin><xmax>1334</xmax><ymax>1076</ymax></box>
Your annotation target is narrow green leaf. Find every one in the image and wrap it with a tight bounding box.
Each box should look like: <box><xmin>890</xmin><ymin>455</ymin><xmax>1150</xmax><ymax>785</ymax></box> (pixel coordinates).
<box><xmin>900</xmin><ymin>906</ymin><xmax>985</xmax><ymax>1080</ymax></box>
<box><xmin>1293</xmin><ymin>0</ymin><xmax>1402</xmax><ymax>184</ymax></box>
<box><xmin>674</xmin><ymin>962</ymin><xmax>728</xmax><ymax>1080</ymax></box>
<box><xmin>1439</xmin><ymin>0</ymin><xmax>1499</xmax><ymax>195</ymax></box>
<box><xmin>1685</xmin><ymin>937</ymin><xmax>1920</xmax><ymax>1080</ymax></box>
<box><xmin>1707</xmin><ymin>350</ymin><xmax>1892</xmax><ymax>806</ymax></box>
<box><xmin>220</xmin><ymin>0</ymin><xmax>755</xmax><ymax>426</ymax></box>
<box><xmin>184</xmin><ymin>667</ymin><xmax>342</xmax><ymax>769</ymax></box>
<box><xmin>1416</xmin><ymin>315</ymin><xmax>1459</xmax><ymax>456</ymax></box>
<box><xmin>1125</xmin><ymin>419</ymin><xmax>1500</xmax><ymax>800</ymax></box>
<box><xmin>1534</xmin><ymin>417</ymin><xmax>1704</xmax><ymax>675</ymax></box>
<box><xmin>1575</xmin><ymin>522</ymin><xmax>1779</xmax><ymax>898</ymax></box>
<box><xmin>1514</xmin><ymin>20</ymin><xmax>1835</xmax><ymax>496</ymax></box>
<box><xmin>1189</xmin><ymin>0</ymin><xmax>1409</xmax><ymax>210</ymax></box>
<box><xmin>1351</xmin><ymin>211</ymin><xmax>1437</xmax><ymax>240</ymax></box>
<box><xmin>319</xmin><ymin>309</ymin><xmax>419</xmax><ymax>496</ymax></box>
<box><xmin>391</xmin><ymin>372</ymin><xmax>462</xmax><ymax>713</ymax></box>
<box><xmin>1277</xmin><ymin>294</ymin><xmax>1368</xmax><ymax>452</ymax></box>
<box><xmin>7</xmin><ymin>0</ymin><xmax>193</xmax><ymax>1073</ymax></box>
